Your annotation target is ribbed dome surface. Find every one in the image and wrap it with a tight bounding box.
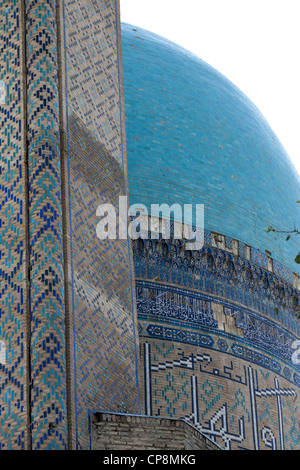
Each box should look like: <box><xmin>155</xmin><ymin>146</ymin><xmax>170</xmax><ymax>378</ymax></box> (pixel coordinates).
<box><xmin>121</xmin><ymin>23</ymin><xmax>300</xmax><ymax>275</ymax></box>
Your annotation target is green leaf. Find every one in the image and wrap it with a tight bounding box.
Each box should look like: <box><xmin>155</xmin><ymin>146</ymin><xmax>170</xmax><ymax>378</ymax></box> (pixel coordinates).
<box><xmin>286</xmin><ymin>234</ymin><xmax>291</xmax><ymax>241</ymax></box>
<box><xmin>295</xmin><ymin>253</ymin><xmax>300</xmax><ymax>264</ymax></box>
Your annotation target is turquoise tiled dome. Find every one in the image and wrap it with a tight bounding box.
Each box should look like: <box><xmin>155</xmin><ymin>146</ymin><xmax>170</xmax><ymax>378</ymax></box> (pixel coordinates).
<box><xmin>121</xmin><ymin>23</ymin><xmax>300</xmax><ymax>274</ymax></box>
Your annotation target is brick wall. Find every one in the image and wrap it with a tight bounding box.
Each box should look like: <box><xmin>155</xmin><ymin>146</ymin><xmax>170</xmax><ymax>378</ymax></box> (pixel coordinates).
<box><xmin>92</xmin><ymin>413</ymin><xmax>220</xmax><ymax>450</ymax></box>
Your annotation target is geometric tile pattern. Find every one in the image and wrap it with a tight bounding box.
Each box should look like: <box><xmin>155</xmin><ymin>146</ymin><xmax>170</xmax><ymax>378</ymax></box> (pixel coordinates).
<box><xmin>134</xmin><ymin>235</ymin><xmax>300</xmax><ymax>449</ymax></box>
<box><xmin>136</xmin><ymin>280</ymin><xmax>299</xmax><ymax>366</ymax></box>
<box><xmin>140</xmin><ymin>322</ymin><xmax>300</xmax><ymax>449</ymax></box>
<box><xmin>136</xmin><ymin>283</ymin><xmax>218</xmax><ymax>328</ymax></box>
<box><xmin>250</xmin><ymin>247</ymin><xmax>269</xmax><ymax>270</ymax></box>
<box><xmin>62</xmin><ymin>0</ymin><xmax>140</xmax><ymax>449</ymax></box>
<box><xmin>142</xmin><ymin>341</ymin><xmax>300</xmax><ymax>449</ymax></box>
<box><xmin>26</xmin><ymin>0</ymin><xmax>67</xmax><ymax>449</ymax></box>
<box><xmin>272</xmin><ymin>258</ymin><xmax>294</xmax><ymax>285</ymax></box>
<box><xmin>0</xmin><ymin>0</ymin><xmax>29</xmax><ymax>450</ymax></box>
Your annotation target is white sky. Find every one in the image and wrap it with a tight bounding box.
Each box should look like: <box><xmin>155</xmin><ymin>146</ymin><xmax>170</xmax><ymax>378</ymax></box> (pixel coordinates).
<box><xmin>120</xmin><ymin>0</ymin><xmax>300</xmax><ymax>176</ymax></box>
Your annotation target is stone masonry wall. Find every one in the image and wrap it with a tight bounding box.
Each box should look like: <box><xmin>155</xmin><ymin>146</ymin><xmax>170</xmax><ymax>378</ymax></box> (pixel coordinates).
<box><xmin>92</xmin><ymin>413</ymin><xmax>220</xmax><ymax>450</ymax></box>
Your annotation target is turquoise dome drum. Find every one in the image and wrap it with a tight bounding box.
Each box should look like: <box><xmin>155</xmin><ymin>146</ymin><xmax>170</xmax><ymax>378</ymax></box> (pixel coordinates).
<box><xmin>121</xmin><ymin>23</ymin><xmax>300</xmax><ymax>276</ymax></box>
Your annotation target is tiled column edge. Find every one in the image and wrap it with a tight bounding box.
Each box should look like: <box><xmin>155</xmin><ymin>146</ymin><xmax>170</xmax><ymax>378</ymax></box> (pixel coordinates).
<box><xmin>20</xmin><ymin>0</ymin><xmax>31</xmax><ymax>450</ymax></box>
<box><xmin>115</xmin><ymin>0</ymin><xmax>141</xmax><ymax>412</ymax></box>
<box><xmin>55</xmin><ymin>0</ymin><xmax>76</xmax><ymax>450</ymax></box>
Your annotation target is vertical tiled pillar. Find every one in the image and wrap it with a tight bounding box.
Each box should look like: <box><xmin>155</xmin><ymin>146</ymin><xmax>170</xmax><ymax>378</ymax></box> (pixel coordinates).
<box><xmin>26</xmin><ymin>0</ymin><xmax>67</xmax><ymax>449</ymax></box>
<box><xmin>61</xmin><ymin>0</ymin><xmax>141</xmax><ymax>448</ymax></box>
<box><xmin>0</xmin><ymin>0</ymin><xmax>30</xmax><ymax>450</ymax></box>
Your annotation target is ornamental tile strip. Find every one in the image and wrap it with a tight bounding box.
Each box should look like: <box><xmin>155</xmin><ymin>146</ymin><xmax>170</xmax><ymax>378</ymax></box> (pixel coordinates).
<box><xmin>0</xmin><ymin>0</ymin><xmax>29</xmax><ymax>450</ymax></box>
<box><xmin>26</xmin><ymin>0</ymin><xmax>67</xmax><ymax>449</ymax></box>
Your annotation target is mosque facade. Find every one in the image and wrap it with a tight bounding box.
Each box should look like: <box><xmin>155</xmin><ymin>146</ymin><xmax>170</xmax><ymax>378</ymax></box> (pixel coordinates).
<box><xmin>0</xmin><ymin>0</ymin><xmax>299</xmax><ymax>450</ymax></box>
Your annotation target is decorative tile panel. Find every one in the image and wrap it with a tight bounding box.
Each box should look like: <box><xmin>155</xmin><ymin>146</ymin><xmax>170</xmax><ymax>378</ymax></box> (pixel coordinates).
<box><xmin>0</xmin><ymin>0</ymin><xmax>140</xmax><ymax>450</ymax></box>
<box><xmin>0</xmin><ymin>0</ymin><xmax>29</xmax><ymax>450</ymax></box>
<box><xmin>26</xmin><ymin>0</ymin><xmax>67</xmax><ymax>449</ymax></box>
<box><xmin>134</xmin><ymin>234</ymin><xmax>300</xmax><ymax>449</ymax></box>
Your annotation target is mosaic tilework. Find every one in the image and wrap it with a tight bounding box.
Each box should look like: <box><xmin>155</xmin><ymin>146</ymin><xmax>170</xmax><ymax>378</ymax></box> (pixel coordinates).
<box><xmin>251</xmin><ymin>247</ymin><xmax>269</xmax><ymax>271</ymax></box>
<box><xmin>0</xmin><ymin>0</ymin><xmax>30</xmax><ymax>450</ymax></box>
<box><xmin>136</xmin><ymin>283</ymin><xmax>218</xmax><ymax>328</ymax></box>
<box><xmin>62</xmin><ymin>0</ymin><xmax>140</xmax><ymax>449</ymax></box>
<box><xmin>273</xmin><ymin>258</ymin><xmax>294</xmax><ymax>285</ymax></box>
<box><xmin>134</xmin><ymin>234</ymin><xmax>300</xmax><ymax>449</ymax></box>
<box><xmin>133</xmin><ymin>237</ymin><xmax>300</xmax><ymax>336</ymax></box>
<box><xmin>137</xmin><ymin>281</ymin><xmax>299</xmax><ymax>367</ymax></box>
<box><xmin>142</xmin><ymin>341</ymin><xmax>300</xmax><ymax>449</ymax></box>
<box><xmin>26</xmin><ymin>0</ymin><xmax>67</xmax><ymax>449</ymax></box>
